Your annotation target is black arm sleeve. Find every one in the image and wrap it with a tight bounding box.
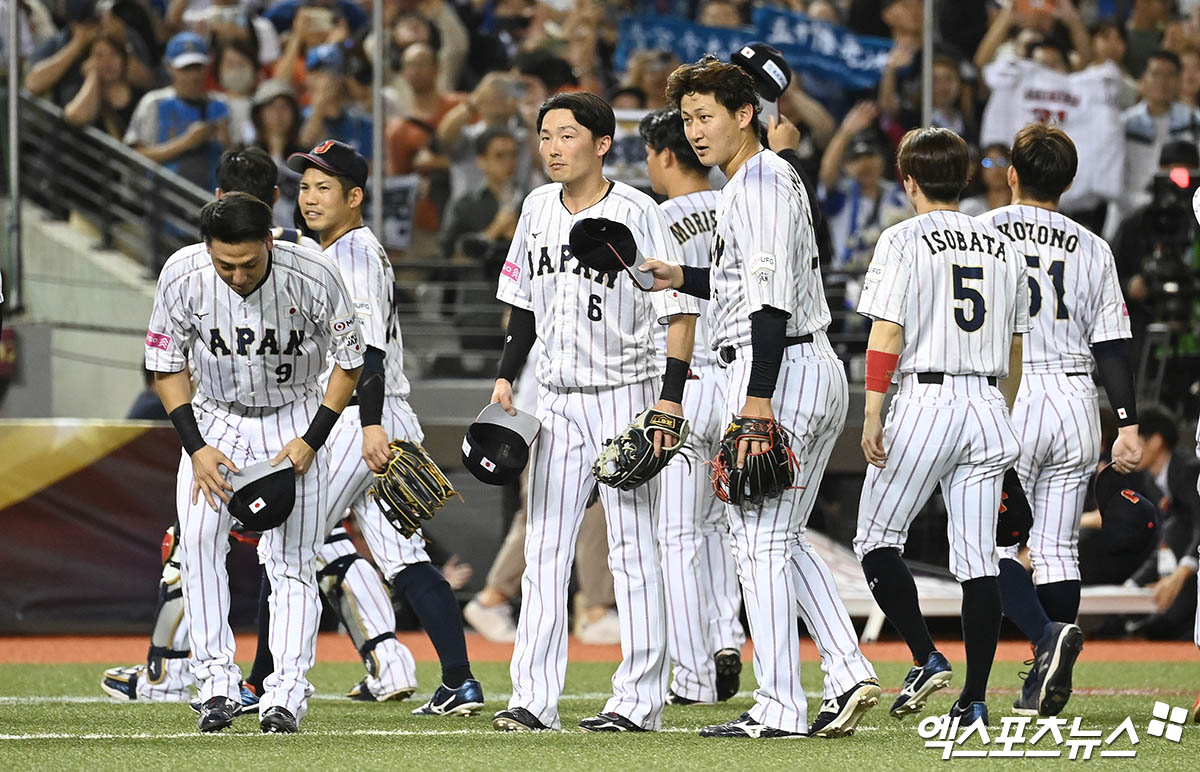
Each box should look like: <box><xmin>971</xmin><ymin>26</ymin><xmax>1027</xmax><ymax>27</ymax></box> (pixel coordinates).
<box><xmin>169</xmin><ymin>404</ymin><xmax>206</xmax><ymax>455</ymax></box>
<box><xmin>496</xmin><ymin>306</ymin><xmax>536</xmax><ymax>382</ymax></box>
<box><xmin>678</xmin><ymin>265</ymin><xmax>711</xmax><ymax>299</ymax></box>
<box><xmin>660</xmin><ymin>356</ymin><xmax>689</xmax><ymax>403</ymax></box>
<box><xmin>357</xmin><ymin>346</ymin><xmax>385</xmax><ymax>426</ymax></box>
<box><xmin>746</xmin><ymin>307</ymin><xmax>789</xmax><ymax>399</ymax></box>
<box><xmin>1092</xmin><ymin>339</ymin><xmax>1138</xmax><ymax>426</ymax></box>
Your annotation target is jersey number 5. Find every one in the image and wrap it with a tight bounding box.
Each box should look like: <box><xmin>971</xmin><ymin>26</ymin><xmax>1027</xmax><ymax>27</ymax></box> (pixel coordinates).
<box><xmin>1025</xmin><ymin>255</ymin><xmax>1069</xmax><ymax>320</ymax></box>
<box><xmin>952</xmin><ymin>264</ymin><xmax>986</xmax><ymax>333</ymax></box>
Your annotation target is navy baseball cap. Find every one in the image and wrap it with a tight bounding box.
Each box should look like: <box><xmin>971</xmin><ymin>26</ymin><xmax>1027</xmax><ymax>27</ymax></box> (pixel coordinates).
<box><xmin>731</xmin><ymin>42</ymin><xmax>791</xmax><ymax>102</ymax></box>
<box><xmin>166</xmin><ymin>31</ymin><xmax>210</xmax><ymax>69</ymax></box>
<box><xmin>568</xmin><ymin>218</ymin><xmax>654</xmax><ymax>290</ymax></box>
<box><xmin>287</xmin><ymin>140</ymin><xmax>368</xmax><ymax>190</ymax></box>
<box><xmin>1094</xmin><ymin>464</ymin><xmax>1158</xmax><ymax>556</ymax></box>
<box><xmin>306</xmin><ymin>43</ymin><xmax>346</xmax><ymax>74</ymax></box>
<box><xmin>462</xmin><ymin>403</ymin><xmax>541</xmax><ymax>486</ymax></box>
<box><xmin>227</xmin><ymin>458</ymin><xmax>295</xmax><ymax>531</ymax></box>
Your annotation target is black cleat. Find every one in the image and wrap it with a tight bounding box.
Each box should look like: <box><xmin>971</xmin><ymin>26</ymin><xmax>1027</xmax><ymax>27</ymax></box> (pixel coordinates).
<box><xmin>808</xmin><ymin>679</ymin><xmax>882</xmax><ymax>738</ymax></box>
<box><xmin>699</xmin><ymin>712</ymin><xmax>804</xmax><ymax>738</ymax></box>
<box><xmin>578</xmin><ymin>712</ymin><xmax>648</xmax><ymax>732</ymax></box>
<box><xmin>492</xmin><ymin>706</ymin><xmax>552</xmax><ymax>732</ymax></box>
<box><xmin>666</xmin><ymin>689</ymin><xmax>706</xmax><ymax>706</ymax></box>
<box><xmin>714</xmin><ymin>648</ymin><xmax>742</xmax><ymax>702</ymax></box>
<box><xmin>260</xmin><ymin>706</ymin><xmax>298</xmax><ymax>734</ymax></box>
<box><xmin>1037</xmin><ymin>622</ymin><xmax>1083</xmax><ymax>717</ymax></box>
<box><xmin>197</xmin><ymin>696</ymin><xmax>237</xmax><ymax>733</ymax></box>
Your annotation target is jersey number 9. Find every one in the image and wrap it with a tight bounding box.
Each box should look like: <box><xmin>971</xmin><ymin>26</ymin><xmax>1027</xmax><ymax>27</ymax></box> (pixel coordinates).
<box><xmin>952</xmin><ymin>264</ymin><xmax>986</xmax><ymax>333</ymax></box>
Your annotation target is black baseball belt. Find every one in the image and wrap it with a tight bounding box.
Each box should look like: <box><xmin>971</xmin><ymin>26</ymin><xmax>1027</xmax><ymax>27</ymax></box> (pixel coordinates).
<box><xmin>718</xmin><ymin>333</ymin><xmax>813</xmax><ymax>366</ymax></box>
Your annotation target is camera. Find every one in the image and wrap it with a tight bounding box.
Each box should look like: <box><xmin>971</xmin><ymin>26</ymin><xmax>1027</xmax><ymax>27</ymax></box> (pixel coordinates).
<box><xmin>1140</xmin><ymin>171</ymin><xmax>1200</xmax><ymax>327</ymax></box>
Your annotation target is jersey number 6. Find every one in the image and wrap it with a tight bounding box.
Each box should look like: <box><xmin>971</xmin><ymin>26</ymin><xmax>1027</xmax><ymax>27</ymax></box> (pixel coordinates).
<box><xmin>952</xmin><ymin>264</ymin><xmax>986</xmax><ymax>333</ymax></box>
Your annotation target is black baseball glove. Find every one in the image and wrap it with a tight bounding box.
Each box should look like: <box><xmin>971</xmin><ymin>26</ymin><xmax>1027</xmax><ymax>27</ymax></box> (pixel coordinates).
<box><xmin>710</xmin><ymin>416</ymin><xmax>799</xmax><ymax>507</ymax></box>
<box><xmin>369</xmin><ymin>440</ymin><xmax>461</xmax><ymax>538</ymax></box>
<box><xmin>996</xmin><ymin>468</ymin><xmax>1033</xmax><ymax>547</ymax></box>
<box><xmin>592</xmin><ymin>408</ymin><xmax>690</xmax><ymax>490</ymax></box>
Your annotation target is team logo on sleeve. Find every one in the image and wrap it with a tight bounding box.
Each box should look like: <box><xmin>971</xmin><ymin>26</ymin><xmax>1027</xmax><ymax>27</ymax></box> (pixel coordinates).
<box><xmin>502</xmin><ymin>260</ymin><xmax>522</xmax><ymax>282</ymax></box>
<box><xmin>331</xmin><ymin>316</ymin><xmax>355</xmax><ymax>335</ymax></box>
<box><xmin>146</xmin><ymin>330</ymin><xmax>172</xmax><ymax>350</ymax></box>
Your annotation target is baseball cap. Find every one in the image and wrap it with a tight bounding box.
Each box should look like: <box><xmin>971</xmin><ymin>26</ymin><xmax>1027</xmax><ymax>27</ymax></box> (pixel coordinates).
<box><xmin>731</xmin><ymin>42</ymin><xmax>791</xmax><ymax>102</ymax></box>
<box><xmin>252</xmin><ymin>79</ymin><xmax>296</xmax><ymax>110</ymax></box>
<box><xmin>568</xmin><ymin>218</ymin><xmax>654</xmax><ymax>291</ymax></box>
<box><xmin>847</xmin><ymin>131</ymin><xmax>886</xmax><ymax>159</ymax></box>
<box><xmin>462</xmin><ymin>403</ymin><xmax>541</xmax><ymax>485</ymax></box>
<box><xmin>165</xmin><ymin>31</ymin><xmax>210</xmax><ymax>69</ymax></box>
<box><xmin>227</xmin><ymin>458</ymin><xmax>295</xmax><ymax>531</ymax></box>
<box><xmin>306</xmin><ymin>43</ymin><xmax>346</xmax><ymax>75</ymax></box>
<box><xmin>287</xmin><ymin>140</ymin><xmax>369</xmax><ymax>190</ymax></box>
<box><xmin>1093</xmin><ymin>464</ymin><xmax>1158</xmax><ymax>556</ymax></box>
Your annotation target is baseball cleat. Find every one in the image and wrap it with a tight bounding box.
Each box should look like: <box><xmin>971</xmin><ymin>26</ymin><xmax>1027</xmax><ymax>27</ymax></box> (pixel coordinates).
<box><xmin>260</xmin><ymin>706</ymin><xmax>298</xmax><ymax>734</ymax></box>
<box><xmin>197</xmin><ymin>696</ymin><xmax>238</xmax><ymax>733</ymax></box>
<box><xmin>189</xmin><ymin>682</ymin><xmax>260</xmax><ymax>715</ymax></box>
<box><xmin>890</xmin><ymin>651</ymin><xmax>952</xmax><ymax>718</ymax></box>
<box><xmin>346</xmin><ymin>678</ymin><xmax>415</xmax><ymax>702</ymax></box>
<box><xmin>698</xmin><ymin>712</ymin><xmax>804</xmax><ymax>739</ymax></box>
<box><xmin>578</xmin><ymin>712</ymin><xmax>648</xmax><ymax>732</ymax></box>
<box><xmin>411</xmin><ymin>679</ymin><xmax>484</xmax><ymax>716</ymax></box>
<box><xmin>714</xmin><ymin>648</ymin><xmax>742</xmax><ymax>702</ymax></box>
<box><xmin>949</xmin><ymin>699</ymin><xmax>989</xmax><ymax>727</ymax></box>
<box><xmin>100</xmin><ymin>665</ymin><xmax>142</xmax><ymax>701</ymax></box>
<box><xmin>808</xmin><ymin>678</ymin><xmax>882</xmax><ymax>738</ymax></box>
<box><xmin>1012</xmin><ymin>657</ymin><xmax>1041</xmax><ymax>716</ymax></box>
<box><xmin>492</xmin><ymin>706</ymin><xmax>552</xmax><ymax>732</ymax></box>
<box><xmin>666</xmin><ymin>689</ymin><xmax>708</xmax><ymax>706</ymax></box>
<box><xmin>1035</xmin><ymin>622</ymin><xmax>1083</xmax><ymax>716</ymax></box>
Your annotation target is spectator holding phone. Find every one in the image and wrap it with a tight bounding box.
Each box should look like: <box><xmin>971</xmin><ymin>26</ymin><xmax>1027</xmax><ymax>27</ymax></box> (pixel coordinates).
<box><xmin>297</xmin><ymin>42</ymin><xmax>372</xmax><ymax>156</ymax></box>
<box><xmin>436</xmin><ymin>71</ymin><xmax>533</xmax><ymax>203</ymax></box>
<box><xmin>125</xmin><ymin>31</ymin><xmax>229</xmax><ymax>191</ymax></box>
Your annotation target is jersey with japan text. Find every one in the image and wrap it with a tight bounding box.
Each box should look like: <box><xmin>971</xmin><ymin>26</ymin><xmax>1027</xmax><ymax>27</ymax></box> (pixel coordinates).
<box><xmin>322</xmin><ymin>226</ymin><xmax>410</xmax><ymax>399</ymax></box>
<box><xmin>858</xmin><ymin>209</ymin><xmax>1031</xmax><ymax>377</ymax></box>
<box><xmin>708</xmin><ymin>150</ymin><xmax>830</xmax><ymax>350</ymax></box>
<box><xmin>146</xmin><ymin>240</ymin><xmax>364</xmax><ymax>406</ymax></box>
<box><xmin>496</xmin><ymin>180</ymin><xmax>698</xmax><ymax>389</ymax></box>
<box><xmin>654</xmin><ymin>190</ymin><xmax>720</xmax><ymax>370</ymax></box>
<box><xmin>978</xmin><ymin>204</ymin><xmax>1130</xmax><ymax>374</ymax></box>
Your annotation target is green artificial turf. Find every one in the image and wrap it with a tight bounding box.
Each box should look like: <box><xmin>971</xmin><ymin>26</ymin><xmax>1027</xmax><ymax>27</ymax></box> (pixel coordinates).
<box><xmin>0</xmin><ymin>660</ymin><xmax>1195</xmax><ymax>770</ymax></box>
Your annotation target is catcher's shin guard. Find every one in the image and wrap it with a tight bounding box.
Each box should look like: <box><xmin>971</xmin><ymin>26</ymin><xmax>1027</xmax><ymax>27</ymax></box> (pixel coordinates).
<box><xmin>146</xmin><ymin>526</ymin><xmax>190</xmax><ymax>687</ymax></box>
<box><xmin>316</xmin><ymin>529</ymin><xmax>396</xmax><ymax>677</ymax></box>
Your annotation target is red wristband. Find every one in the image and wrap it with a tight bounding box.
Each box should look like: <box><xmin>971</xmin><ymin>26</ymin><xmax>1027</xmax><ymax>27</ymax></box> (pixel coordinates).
<box><xmin>865</xmin><ymin>349</ymin><xmax>899</xmax><ymax>394</ymax></box>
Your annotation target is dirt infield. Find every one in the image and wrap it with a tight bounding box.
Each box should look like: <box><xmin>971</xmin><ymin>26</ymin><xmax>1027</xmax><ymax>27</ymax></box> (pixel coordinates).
<box><xmin>0</xmin><ymin>634</ymin><xmax>1194</xmax><ymax>665</ymax></box>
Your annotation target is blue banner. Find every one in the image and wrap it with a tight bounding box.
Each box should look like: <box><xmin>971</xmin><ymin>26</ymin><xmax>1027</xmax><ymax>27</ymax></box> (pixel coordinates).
<box><xmin>614</xmin><ymin>11</ymin><xmax>893</xmax><ymax>93</ymax></box>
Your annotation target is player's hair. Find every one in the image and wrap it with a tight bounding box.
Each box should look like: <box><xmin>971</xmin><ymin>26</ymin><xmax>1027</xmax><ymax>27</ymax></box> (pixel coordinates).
<box><xmin>474</xmin><ymin>127</ymin><xmax>517</xmax><ymax>157</ymax></box>
<box><xmin>536</xmin><ymin>92</ymin><xmax>616</xmax><ymax>149</ymax></box>
<box><xmin>200</xmin><ymin>192</ymin><xmax>273</xmax><ymax>244</ymax></box>
<box><xmin>896</xmin><ymin>127</ymin><xmax>969</xmax><ymax>203</ymax></box>
<box><xmin>1010</xmin><ymin>123</ymin><xmax>1077</xmax><ymax>203</ymax></box>
<box><xmin>1137</xmin><ymin>406</ymin><xmax>1180</xmax><ymax>450</ymax></box>
<box><xmin>665</xmin><ymin>55</ymin><xmax>760</xmax><ymax>119</ymax></box>
<box><xmin>216</xmin><ymin>147</ymin><xmax>278</xmax><ymax>205</ymax></box>
<box><xmin>1146</xmin><ymin>49</ymin><xmax>1182</xmax><ymax>73</ymax></box>
<box><xmin>639</xmin><ymin>108</ymin><xmax>706</xmax><ymax>176</ymax></box>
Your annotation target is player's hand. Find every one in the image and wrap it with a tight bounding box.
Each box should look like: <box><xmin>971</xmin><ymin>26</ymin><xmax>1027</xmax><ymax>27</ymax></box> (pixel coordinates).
<box><xmin>491</xmin><ymin>378</ymin><xmax>516</xmax><ymax>415</ymax></box>
<box><xmin>638</xmin><ymin>259</ymin><xmax>684</xmax><ymax>291</ymax></box>
<box><xmin>273</xmin><ymin>437</ymin><xmax>316</xmax><ymax>475</ymax></box>
<box><xmin>766</xmin><ymin>114</ymin><xmax>802</xmax><ymax>154</ymax></box>
<box><xmin>190</xmin><ymin>445</ymin><xmax>239</xmax><ymax>510</ymax></box>
<box><xmin>736</xmin><ymin>397</ymin><xmax>774</xmax><ymax>469</ymax></box>
<box><xmin>861</xmin><ymin>412</ymin><xmax>887</xmax><ymax>468</ymax></box>
<box><xmin>650</xmin><ymin>398</ymin><xmax>684</xmax><ymax>457</ymax></box>
<box><xmin>1109</xmin><ymin>427</ymin><xmax>1143</xmax><ymax>474</ymax></box>
<box><xmin>362</xmin><ymin>424</ymin><xmax>393</xmax><ymax>473</ymax></box>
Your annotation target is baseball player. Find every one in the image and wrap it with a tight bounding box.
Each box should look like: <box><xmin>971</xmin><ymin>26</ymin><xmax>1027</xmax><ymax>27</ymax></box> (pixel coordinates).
<box><xmin>488</xmin><ymin>91</ymin><xmax>699</xmax><ymax>733</ymax></box>
<box><xmin>639</xmin><ymin>107</ymin><xmax>745</xmax><ymax>706</ymax></box>
<box><xmin>854</xmin><ymin>127</ymin><xmax>1029</xmax><ymax>727</ymax></box>
<box><xmin>644</xmin><ymin>57</ymin><xmax>881</xmax><ymax>739</ymax></box>
<box><xmin>978</xmin><ymin>124</ymin><xmax>1142</xmax><ymax>717</ymax></box>
<box><xmin>104</xmin><ymin>148</ymin><xmax>418</xmax><ymax>709</ymax></box>
<box><xmin>288</xmin><ymin>140</ymin><xmax>483</xmax><ymax>715</ymax></box>
<box><xmin>147</xmin><ymin>192</ymin><xmax>364</xmax><ymax>734</ymax></box>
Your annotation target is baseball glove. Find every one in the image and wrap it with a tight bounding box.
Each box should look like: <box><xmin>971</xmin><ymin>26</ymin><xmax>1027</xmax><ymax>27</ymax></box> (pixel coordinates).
<box><xmin>996</xmin><ymin>468</ymin><xmax>1033</xmax><ymax>548</ymax></box>
<box><xmin>369</xmin><ymin>439</ymin><xmax>461</xmax><ymax>538</ymax></box>
<box><xmin>710</xmin><ymin>416</ymin><xmax>800</xmax><ymax>507</ymax></box>
<box><xmin>592</xmin><ymin>408</ymin><xmax>690</xmax><ymax>491</ymax></box>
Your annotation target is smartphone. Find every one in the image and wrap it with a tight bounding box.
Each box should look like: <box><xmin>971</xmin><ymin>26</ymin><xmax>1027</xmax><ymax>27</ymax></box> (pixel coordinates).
<box><xmin>1014</xmin><ymin>0</ymin><xmax>1053</xmax><ymax>16</ymax></box>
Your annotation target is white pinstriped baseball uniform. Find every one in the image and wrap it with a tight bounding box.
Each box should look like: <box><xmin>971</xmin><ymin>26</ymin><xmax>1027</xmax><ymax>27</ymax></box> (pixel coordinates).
<box><xmin>318</xmin><ymin>226</ymin><xmax>433</xmax><ymax>583</ymax></box>
<box><xmin>979</xmin><ymin>205</ymin><xmax>1131</xmax><ymax>585</ymax></box>
<box><xmin>854</xmin><ymin>210</ymin><xmax>1030</xmax><ymax>582</ymax></box>
<box><xmin>496</xmin><ymin>179</ymin><xmax>698</xmax><ymax>730</ymax></box>
<box><xmin>652</xmin><ymin>190</ymin><xmax>744</xmax><ymax>704</ymax></box>
<box><xmin>146</xmin><ymin>239</ymin><xmax>364</xmax><ymax>722</ymax></box>
<box><xmin>708</xmin><ymin>150</ymin><xmax>876</xmax><ymax>732</ymax></box>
